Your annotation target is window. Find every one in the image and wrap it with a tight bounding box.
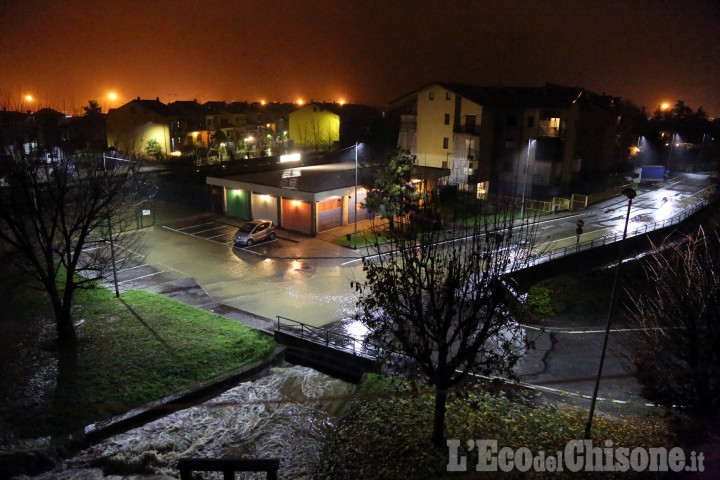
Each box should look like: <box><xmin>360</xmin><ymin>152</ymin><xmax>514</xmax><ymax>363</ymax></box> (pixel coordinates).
<box><xmin>443</xmin><ymin>137</ymin><xmax>449</xmax><ymax>149</ymax></box>
<box><xmin>505</xmin><ymin>139</ymin><xmax>517</xmax><ymax>150</ymax></box>
<box><xmin>429</xmin><ymin>91</ymin><xmax>435</xmax><ymax>100</ymax></box>
<box><xmin>507</xmin><ymin>116</ymin><xmax>517</xmax><ymax>127</ymax></box>
<box><xmin>527</xmin><ymin>116</ymin><xmax>534</xmax><ymax>128</ymax></box>
<box><xmin>549</xmin><ymin>117</ymin><xmax>561</xmax><ymax>130</ymax></box>
<box><xmin>444</xmin><ymin>113</ymin><xmax>450</xmax><ymax>125</ymax></box>
<box><xmin>446</xmin><ymin>91</ymin><xmax>451</xmax><ymax>100</ymax></box>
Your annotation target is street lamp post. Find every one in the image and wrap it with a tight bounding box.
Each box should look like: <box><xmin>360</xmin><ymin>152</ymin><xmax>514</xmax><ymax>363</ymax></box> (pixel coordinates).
<box><xmin>102</xmin><ymin>153</ymin><xmax>120</xmax><ymax>297</ymax></box>
<box><xmin>520</xmin><ymin>139</ymin><xmax>534</xmax><ymax>221</ymax></box>
<box><xmin>354</xmin><ymin>142</ymin><xmax>358</xmax><ymax>249</ymax></box>
<box><xmin>584</xmin><ymin>187</ymin><xmax>637</xmax><ymax>439</ymax></box>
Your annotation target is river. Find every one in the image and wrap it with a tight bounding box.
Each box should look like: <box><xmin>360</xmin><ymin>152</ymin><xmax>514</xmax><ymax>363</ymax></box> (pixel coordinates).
<box><xmin>24</xmin><ymin>364</ymin><xmax>356</xmax><ymax>479</ymax></box>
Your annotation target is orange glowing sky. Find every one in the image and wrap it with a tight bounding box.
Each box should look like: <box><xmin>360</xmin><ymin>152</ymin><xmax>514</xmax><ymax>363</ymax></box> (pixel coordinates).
<box><xmin>2</xmin><ymin>0</ymin><xmax>719</xmax><ymax>116</ymax></box>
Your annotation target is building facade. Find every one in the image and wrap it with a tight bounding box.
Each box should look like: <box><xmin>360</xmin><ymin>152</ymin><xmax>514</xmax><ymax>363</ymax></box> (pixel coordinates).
<box><xmin>394</xmin><ymin>82</ymin><xmax>620</xmax><ymax>198</ymax></box>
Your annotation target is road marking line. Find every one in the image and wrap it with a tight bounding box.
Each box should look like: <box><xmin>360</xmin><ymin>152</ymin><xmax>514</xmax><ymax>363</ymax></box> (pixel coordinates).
<box><xmin>208</xmin><ymin>232</ymin><xmax>233</xmax><ymax>239</ymax></box>
<box><xmin>175</xmin><ymin>222</ymin><xmax>218</xmax><ymax>231</ymax></box>
<box><xmin>192</xmin><ymin>225</ymin><xmax>229</xmax><ymax>234</ymax></box>
<box><xmin>522</xmin><ymin>325</ymin><xmax>661</xmax><ymax>334</ymax></box>
<box><xmin>162</xmin><ymin>225</ymin><xmax>230</xmax><ymax>245</ymax></box>
<box><xmin>117</xmin><ymin>263</ymin><xmax>148</xmax><ymax>273</ymax></box>
<box><xmin>116</xmin><ymin>270</ymin><xmax>165</xmax><ymax>285</ymax></box>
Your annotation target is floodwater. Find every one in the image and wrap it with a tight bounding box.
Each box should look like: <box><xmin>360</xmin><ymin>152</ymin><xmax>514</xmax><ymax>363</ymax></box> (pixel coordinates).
<box><xmin>25</xmin><ymin>365</ymin><xmax>356</xmax><ymax>479</ymax></box>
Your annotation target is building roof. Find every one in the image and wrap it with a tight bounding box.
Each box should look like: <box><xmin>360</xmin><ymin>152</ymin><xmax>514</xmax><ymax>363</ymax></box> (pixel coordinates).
<box><xmin>214</xmin><ymin>163</ymin><xmax>359</xmax><ymax>193</ymax></box>
<box><xmin>209</xmin><ymin>161</ymin><xmax>450</xmax><ymax>195</ymax></box>
<box><xmin>130</xmin><ymin>99</ymin><xmax>173</xmax><ymax>117</ymax></box>
<box><xmin>168</xmin><ymin>100</ymin><xmax>208</xmax><ymax>116</ymax></box>
<box><xmin>392</xmin><ymin>82</ymin><xmax>618</xmax><ymax>111</ymax></box>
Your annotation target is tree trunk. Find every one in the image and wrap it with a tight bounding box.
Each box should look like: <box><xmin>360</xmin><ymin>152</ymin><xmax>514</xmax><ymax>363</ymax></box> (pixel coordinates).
<box><xmin>53</xmin><ymin>339</ymin><xmax>79</xmax><ymax>435</ymax></box>
<box><xmin>54</xmin><ymin>300</ymin><xmax>77</xmax><ymax>349</ymax></box>
<box><xmin>432</xmin><ymin>388</ymin><xmax>448</xmax><ymax>447</ymax></box>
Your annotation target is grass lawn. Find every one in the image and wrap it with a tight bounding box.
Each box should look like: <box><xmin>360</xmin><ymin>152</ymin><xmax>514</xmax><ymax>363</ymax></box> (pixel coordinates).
<box><xmin>0</xmin><ymin>281</ymin><xmax>276</xmax><ymax>440</ymax></box>
<box><xmin>315</xmin><ymin>375</ymin><xmax>676</xmax><ymax>479</ymax></box>
<box><xmin>332</xmin><ymin>228</ymin><xmax>393</xmax><ymax>248</ymax></box>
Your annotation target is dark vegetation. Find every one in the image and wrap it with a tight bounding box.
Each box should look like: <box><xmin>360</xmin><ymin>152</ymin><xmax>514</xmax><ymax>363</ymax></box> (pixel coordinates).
<box><xmin>0</xmin><ymin>268</ymin><xmax>275</xmax><ymax>442</ymax></box>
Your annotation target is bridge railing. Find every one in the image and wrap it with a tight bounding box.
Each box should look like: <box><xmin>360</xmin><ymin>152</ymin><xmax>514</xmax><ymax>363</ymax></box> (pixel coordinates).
<box><xmin>527</xmin><ymin>185</ymin><xmax>717</xmax><ymax>267</ymax></box>
<box><xmin>276</xmin><ymin>316</ymin><xmax>381</xmax><ymax>359</ymax></box>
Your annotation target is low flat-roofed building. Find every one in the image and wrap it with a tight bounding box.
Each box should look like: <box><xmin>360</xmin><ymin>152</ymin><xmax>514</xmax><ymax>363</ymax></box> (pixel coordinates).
<box><xmin>207</xmin><ymin>163</ymin><xmax>369</xmax><ymax>235</ymax></box>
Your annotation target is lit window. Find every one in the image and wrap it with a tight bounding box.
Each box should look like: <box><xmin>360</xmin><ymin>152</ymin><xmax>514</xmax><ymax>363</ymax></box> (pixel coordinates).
<box><xmin>549</xmin><ymin>117</ymin><xmax>560</xmax><ymax>130</ymax></box>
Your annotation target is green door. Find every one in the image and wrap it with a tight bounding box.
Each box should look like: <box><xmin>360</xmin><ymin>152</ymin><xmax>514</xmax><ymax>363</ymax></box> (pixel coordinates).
<box><xmin>226</xmin><ymin>189</ymin><xmax>250</xmax><ymax>219</ymax></box>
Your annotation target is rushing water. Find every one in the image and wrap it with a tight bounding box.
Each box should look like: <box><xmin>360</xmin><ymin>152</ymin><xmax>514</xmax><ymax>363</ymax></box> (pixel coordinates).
<box><xmin>24</xmin><ymin>364</ymin><xmax>356</xmax><ymax>479</ymax></box>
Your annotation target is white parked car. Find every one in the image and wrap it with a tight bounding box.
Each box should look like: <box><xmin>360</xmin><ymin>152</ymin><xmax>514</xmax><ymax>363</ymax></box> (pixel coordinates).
<box><xmin>232</xmin><ymin>220</ymin><xmax>276</xmax><ymax>247</ymax></box>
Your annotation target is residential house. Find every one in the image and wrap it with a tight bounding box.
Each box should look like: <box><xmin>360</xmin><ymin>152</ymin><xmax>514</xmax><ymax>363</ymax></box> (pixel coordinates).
<box><xmin>394</xmin><ymin>83</ymin><xmax>620</xmax><ymax>198</ymax></box>
<box><xmin>59</xmin><ymin>112</ymin><xmax>107</xmax><ymax>153</ymax></box>
<box><xmin>289</xmin><ymin>102</ymin><xmax>382</xmax><ymax>152</ymax></box>
<box><xmin>106</xmin><ymin>98</ymin><xmax>172</xmax><ymax>155</ymax></box>
<box><xmin>289</xmin><ymin>103</ymin><xmax>340</xmax><ymax>151</ymax></box>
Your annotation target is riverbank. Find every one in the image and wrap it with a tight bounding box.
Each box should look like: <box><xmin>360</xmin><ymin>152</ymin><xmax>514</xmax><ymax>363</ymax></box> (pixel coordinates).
<box><xmin>0</xmin><ymin>272</ymin><xmax>276</xmax><ymax>477</ymax></box>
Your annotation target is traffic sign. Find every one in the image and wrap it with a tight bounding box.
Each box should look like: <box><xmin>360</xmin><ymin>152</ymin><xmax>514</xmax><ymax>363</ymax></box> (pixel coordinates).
<box><xmin>576</xmin><ymin>227</ymin><xmax>583</xmax><ymax>236</ymax></box>
<box><xmin>576</xmin><ymin>219</ymin><xmax>585</xmax><ymax>228</ymax></box>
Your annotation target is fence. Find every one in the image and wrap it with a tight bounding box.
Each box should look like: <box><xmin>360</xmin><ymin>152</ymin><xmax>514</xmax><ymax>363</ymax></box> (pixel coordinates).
<box><xmin>276</xmin><ymin>316</ymin><xmax>381</xmax><ymax>359</ymax></box>
<box><xmin>528</xmin><ymin>185</ymin><xmax>717</xmax><ymax>267</ymax></box>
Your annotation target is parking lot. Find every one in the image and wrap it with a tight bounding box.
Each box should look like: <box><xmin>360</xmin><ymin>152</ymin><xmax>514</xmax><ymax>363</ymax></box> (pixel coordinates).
<box><xmin>161</xmin><ymin>219</ymin><xmax>281</xmax><ymax>248</ymax></box>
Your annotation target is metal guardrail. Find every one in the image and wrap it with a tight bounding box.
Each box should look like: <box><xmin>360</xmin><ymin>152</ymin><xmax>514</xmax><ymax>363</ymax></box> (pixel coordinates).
<box><xmin>276</xmin><ymin>316</ymin><xmax>381</xmax><ymax>360</ymax></box>
<box><xmin>527</xmin><ymin>185</ymin><xmax>717</xmax><ymax>267</ymax></box>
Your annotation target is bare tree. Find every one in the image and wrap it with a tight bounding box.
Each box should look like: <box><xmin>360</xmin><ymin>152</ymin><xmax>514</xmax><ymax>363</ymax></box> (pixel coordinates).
<box><xmin>0</xmin><ymin>152</ymin><xmax>151</xmax><ymax>350</ymax></box>
<box><xmin>625</xmin><ymin>228</ymin><xmax>720</xmax><ymax>414</ymax></box>
<box><xmin>353</xmin><ymin>199</ymin><xmax>537</xmax><ymax>446</ymax></box>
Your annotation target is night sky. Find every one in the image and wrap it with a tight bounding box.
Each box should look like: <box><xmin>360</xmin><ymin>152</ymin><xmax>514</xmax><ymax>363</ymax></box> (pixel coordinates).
<box><xmin>2</xmin><ymin>0</ymin><xmax>719</xmax><ymax>115</ymax></box>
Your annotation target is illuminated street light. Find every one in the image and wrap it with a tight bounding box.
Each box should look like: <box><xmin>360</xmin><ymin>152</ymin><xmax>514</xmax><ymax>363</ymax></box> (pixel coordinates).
<box><xmin>519</xmin><ymin>139</ymin><xmax>535</xmax><ymax>221</ymax></box>
<box><xmin>660</xmin><ymin>102</ymin><xmax>670</xmax><ymax>111</ymax></box>
<box><xmin>108</xmin><ymin>92</ymin><xmax>117</xmax><ymax>110</ymax></box>
<box><xmin>297</xmin><ymin>99</ymin><xmax>304</xmax><ymax>106</ymax></box>
<box><xmin>354</xmin><ymin>142</ymin><xmax>360</xmax><ymax>249</ymax></box>
<box><xmin>584</xmin><ymin>187</ymin><xmax>637</xmax><ymax>439</ymax></box>
<box><xmin>25</xmin><ymin>95</ymin><xmax>33</xmax><ymax>102</ymax></box>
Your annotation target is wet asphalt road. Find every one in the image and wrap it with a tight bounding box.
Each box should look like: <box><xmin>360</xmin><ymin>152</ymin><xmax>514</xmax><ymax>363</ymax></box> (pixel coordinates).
<box><xmin>102</xmin><ymin>173</ymin><xmax>713</xmax><ymax>405</ymax></box>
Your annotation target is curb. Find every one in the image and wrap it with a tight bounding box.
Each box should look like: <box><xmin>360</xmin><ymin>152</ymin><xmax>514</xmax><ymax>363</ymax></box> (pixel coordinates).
<box><xmin>83</xmin><ymin>345</ymin><xmax>286</xmax><ymax>446</ymax></box>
